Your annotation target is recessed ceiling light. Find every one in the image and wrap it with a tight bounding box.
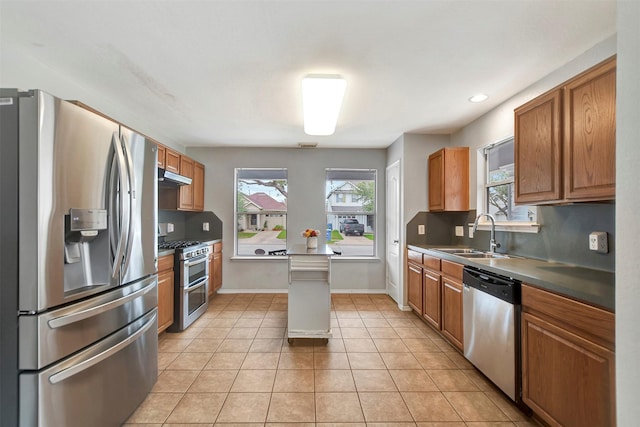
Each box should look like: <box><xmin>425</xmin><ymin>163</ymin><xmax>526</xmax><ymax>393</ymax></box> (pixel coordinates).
<box><xmin>302</xmin><ymin>74</ymin><xmax>346</xmax><ymax>136</ymax></box>
<box><xmin>468</xmin><ymin>93</ymin><xmax>489</xmax><ymax>103</ymax></box>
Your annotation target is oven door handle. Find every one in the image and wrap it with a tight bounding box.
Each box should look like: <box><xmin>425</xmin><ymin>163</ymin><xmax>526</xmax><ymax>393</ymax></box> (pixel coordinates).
<box><xmin>185</xmin><ymin>276</ymin><xmax>209</xmax><ymax>291</ymax></box>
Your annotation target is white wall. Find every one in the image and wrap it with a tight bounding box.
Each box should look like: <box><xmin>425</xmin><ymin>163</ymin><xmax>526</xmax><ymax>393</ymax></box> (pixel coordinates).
<box><xmin>450</xmin><ymin>35</ymin><xmax>617</xmax><ymax>210</ymax></box>
<box><xmin>188</xmin><ymin>146</ymin><xmax>387</xmax><ymax>292</ymax></box>
<box><xmin>0</xmin><ymin>44</ymin><xmax>186</xmax><ymax>153</ymax></box>
<box><xmin>616</xmin><ymin>1</ymin><xmax>640</xmax><ymax>423</ymax></box>
<box><xmin>401</xmin><ymin>133</ymin><xmax>450</xmax><ymax>223</ymax></box>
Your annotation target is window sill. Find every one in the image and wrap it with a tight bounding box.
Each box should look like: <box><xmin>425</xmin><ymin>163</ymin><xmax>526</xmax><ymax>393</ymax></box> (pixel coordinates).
<box><xmin>469</xmin><ymin>222</ymin><xmax>541</xmax><ymax>234</ymax></box>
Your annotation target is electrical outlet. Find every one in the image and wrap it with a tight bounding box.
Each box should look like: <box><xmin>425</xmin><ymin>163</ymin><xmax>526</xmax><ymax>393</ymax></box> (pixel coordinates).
<box><xmin>202</xmin><ymin>222</ymin><xmax>210</xmax><ymax>232</ymax></box>
<box><xmin>455</xmin><ymin>226</ymin><xmax>464</xmax><ymax>237</ymax></box>
<box><xmin>418</xmin><ymin>224</ymin><xmax>425</xmax><ymax>235</ymax></box>
<box><xmin>589</xmin><ymin>231</ymin><xmax>608</xmax><ymax>253</ymax></box>
<box><xmin>468</xmin><ymin>226</ymin><xmax>474</xmax><ymax>239</ymax></box>
<box><xmin>167</xmin><ymin>223</ymin><xmax>174</xmax><ymax>233</ymax></box>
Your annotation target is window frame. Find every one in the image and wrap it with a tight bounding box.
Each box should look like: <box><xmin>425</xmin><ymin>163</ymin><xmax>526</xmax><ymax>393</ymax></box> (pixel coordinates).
<box><xmin>234</xmin><ymin>167</ymin><xmax>288</xmax><ymax>258</ymax></box>
<box><xmin>475</xmin><ymin>137</ymin><xmax>540</xmax><ymax>234</ymax></box>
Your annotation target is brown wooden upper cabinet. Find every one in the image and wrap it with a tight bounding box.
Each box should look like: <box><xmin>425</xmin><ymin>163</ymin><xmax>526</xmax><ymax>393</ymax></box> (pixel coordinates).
<box><xmin>428</xmin><ymin>147</ymin><xmax>469</xmax><ymax>211</ymax></box>
<box><xmin>515</xmin><ymin>56</ymin><xmax>616</xmax><ymax>204</ymax></box>
<box><xmin>164</xmin><ymin>147</ymin><xmax>181</xmax><ymax>174</ymax></box>
<box><xmin>178</xmin><ymin>156</ymin><xmax>195</xmax><ymax>210</ymax></box>
<box><xmin>156</xmin><ymin>144</ymin><xmax>166</xmax><ymax>169</ymax></box>
<box><xmin>156</xmin><ymin>143</ymin><xmax>206</xmax><ymax>212</ymax></box>
<box><xmin>193</xmin><ymin>162</ymin><xmax>205</xmax><ymax>211</ymax></box>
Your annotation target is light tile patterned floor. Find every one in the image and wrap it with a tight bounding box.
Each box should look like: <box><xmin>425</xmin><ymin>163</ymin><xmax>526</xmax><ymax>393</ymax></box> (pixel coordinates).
<box><xmin>125</xmin><ymin>293</ymin><xmax>540</xmax><ymax>426</ymax></box>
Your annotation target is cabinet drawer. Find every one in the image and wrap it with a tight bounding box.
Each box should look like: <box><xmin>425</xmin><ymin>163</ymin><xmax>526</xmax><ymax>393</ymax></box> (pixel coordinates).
<box><xmin>213</xmin><ymin>242</ymin><xmax>222</xmax><ymax>253</ymax></box>
<box><xmin>441</xmin><ymin>259</ymin><xmax>463</xmax><ymax>281</ymax></box>
<box><xmin>407</xmin><ymin>249</ymin><xmax>423</xmax><ymax>264</ymax></box>
<box><xmin>422</xmin><ymin>254</ymin><xmax>441</xmax><ymax>271</ymax></box>
<box><xmin>158</xmin><ymin>255</ymin><xmax>174</xmax><ymax>273</ymax></box>
<box><xmin>522</xmin><ymin>284</ymin><xmax>614</xmax><ymax>351</ymax></box>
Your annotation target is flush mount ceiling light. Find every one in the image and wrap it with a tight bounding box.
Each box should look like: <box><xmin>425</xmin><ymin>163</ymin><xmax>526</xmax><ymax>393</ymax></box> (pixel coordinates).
<box><xmin>468</xmin><ymin>93</ymin><xmax>489</xmax><ymax>103</ymax></box>
<box><xmin>302</xmin><ymin>74</ymin><xmax>346</xmax><ymax>136</ymax></box>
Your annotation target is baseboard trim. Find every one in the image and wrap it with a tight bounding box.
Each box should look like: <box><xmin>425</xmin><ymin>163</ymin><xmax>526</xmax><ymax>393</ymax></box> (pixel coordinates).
<box><xmin>215</xmin><ymin>288</ymin><xmax>388</xmax><ymax>295</ymax></box>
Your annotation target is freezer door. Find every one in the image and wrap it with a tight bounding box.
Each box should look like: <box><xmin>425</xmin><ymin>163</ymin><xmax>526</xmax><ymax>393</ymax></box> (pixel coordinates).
<box><xmin>19</xmin><ymin>275</ymin><xmax>157</xmax><ymax>370</ymax></box>
<box><xmin>18</xmin><ymin>92</ymin><xmax>121</xmax><ymax>312</ymax></box>
<box><xmin>19</xmin><ymin>309</ymin><xmax>158</xmax><ymax>427</ymax></box>
<box><xmin>120</xmin><ymin>128</ymin><xmax>158</xmax><ymax>285</ymax></box>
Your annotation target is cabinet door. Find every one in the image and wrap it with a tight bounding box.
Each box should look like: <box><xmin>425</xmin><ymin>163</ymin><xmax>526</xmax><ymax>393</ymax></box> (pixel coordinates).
<box><xmin>165</xmin><ymin>148</ymin><xmax>181</xmax><ymax>173</ymax></box>
<box><xmin>514</xmin><ymin>88</ymin><xmax>563</xmax><ymax>204</ymax></box>
<box><xmin>521</xmin><ymin>312</ymin><xmax>615</xmax><ymax>427</ymax></box>
<box><xmin>178</xmin><ymin>156</ymin><xmax>195</xmax><ymax>210</ymax></box>
<box><xmin>157</xmin><ymin>144</ymin><xmax>166</xmax><ymax>169</ymax></box>
<box><xmin>422</xmin><ymin>269</ymin><xmax>441</xmax><ymax>330</ymax></box>
<box><xmin>428</xmin><ymin>147</ymin><xmax>469</xmax><ymax>211</ymax></box>
<box><xmin>441</xmin><ymin>277</ymin><xmax>463</xmax><ymax>351</ymax></box>
<box><xmin>193</xmin><ymin>162</ymin><xmax>205</xmax><ymax>211</ymax></box>
<box><xmin>212</xmin><ymin>251</ymin><xmax>222</xmax><ymax>292</ymax></box>
<box><xmin>563</xmin><ymin>57</ymin><xmax>616</xmax><ymax>201</ymax></box>
<box><xmin>428</xmin><ymin>150</ymin><xmax>445</xmax><ymax>211</ymax></box>
<box><xmin>157</xmin><ymin>270</ymin><xmax>174</xmax><ymax>334</ymax></box>
<box><xmin>407</xmin><ymin>262</ymin><xmax>423</xmax><ymax>313</ymax></box>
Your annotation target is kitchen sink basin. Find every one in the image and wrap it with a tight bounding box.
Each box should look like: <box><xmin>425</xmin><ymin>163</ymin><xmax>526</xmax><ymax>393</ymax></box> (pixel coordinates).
<box><xmin>455</xmin><ymin>252</ymin><xmax>510</xmax><ymax>259</ymax></box>
<box><xmin>431</xmin><ymin>248</ymin><xmax>516</xmax><ymax>259</ymax></box>
<box><xmin>432</xmin><ymin>248</ymin><xmax>481</xmax><ymax>254</ymax></box>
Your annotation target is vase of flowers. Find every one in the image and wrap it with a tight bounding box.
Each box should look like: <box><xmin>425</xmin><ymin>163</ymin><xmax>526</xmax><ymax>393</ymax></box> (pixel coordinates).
<box><xmin>301</xmin><ymin>228</ymin><xmax>320</xmax><ymax>249</ymax></box>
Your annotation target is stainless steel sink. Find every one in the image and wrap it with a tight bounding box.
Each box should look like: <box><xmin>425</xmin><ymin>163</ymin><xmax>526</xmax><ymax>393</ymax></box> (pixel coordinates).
<box><xmin>431</xmin><ymin>248</ymin><xmax>515</xmax><ymax>259</ymax></box>
<box><xmin>432</xmin><ymin>248</ymin><xmax>481</xmax><ymax>254</ymax></box>
<box><xmin>455</xmin><ymin>252</ymin><xmax>510</xmax><ymax>259</ymax></box>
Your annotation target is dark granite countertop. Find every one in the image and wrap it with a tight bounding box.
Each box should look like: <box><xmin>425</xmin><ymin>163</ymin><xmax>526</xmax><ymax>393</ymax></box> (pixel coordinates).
<box><xmin>408</xmin><ymin>244</ymin><xmax>615</xmax><ymax>312</ymax></box>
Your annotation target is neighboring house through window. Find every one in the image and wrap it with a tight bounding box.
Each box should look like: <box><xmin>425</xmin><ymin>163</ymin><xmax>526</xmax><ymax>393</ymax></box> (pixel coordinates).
<box><xmin>326</xmin><ymin>169</ymin><xmax>376</xmax><ymax>256</ymax></box>
<box><xmin>235</xmin><ymin>168</ymin><xmax>287</xmax><ymax>256</ymax></box>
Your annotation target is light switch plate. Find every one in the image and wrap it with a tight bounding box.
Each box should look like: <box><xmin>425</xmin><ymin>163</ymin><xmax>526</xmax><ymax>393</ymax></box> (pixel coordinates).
<box><xmin>167</xmin><ymin>223</ymin><xmax>174</xmax><ymax>233</ymax></box>
<box><xmin>202</xmin><ymin>222</ymin><xmax>210</xmax><ymax>232</ymax></box>
<box><xmin>468</xmin><ymin>226</ymin><xmax>474</xmax><ymax>239</ymax></box>
<box><xmin>418</xmin><ymin>224</ymin><xmax>425</xmax><ymax>235</ymax></box>
<box><xmin>455</xmin><ymin>226</ymin><xmax>464</xmax><ymax>237</ymax></box>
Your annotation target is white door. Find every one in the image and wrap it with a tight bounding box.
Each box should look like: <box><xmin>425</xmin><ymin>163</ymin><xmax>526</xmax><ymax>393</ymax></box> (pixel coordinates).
<box><xmin>386</xmin><ymin>161</ymin><xmax>401</xmax><ymax>304</ymax></box>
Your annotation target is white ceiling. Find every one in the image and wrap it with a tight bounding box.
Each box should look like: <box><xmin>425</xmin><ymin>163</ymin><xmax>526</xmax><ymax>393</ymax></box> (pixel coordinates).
<box><xmin>0</xmin><ymin>1</ymin><xmax>616</xmax><ymax>149</ymax></box>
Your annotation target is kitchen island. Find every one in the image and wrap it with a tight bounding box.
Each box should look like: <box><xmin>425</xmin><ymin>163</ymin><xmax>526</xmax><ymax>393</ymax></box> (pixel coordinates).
<box><xmin>286</xmin><ymin>244</ymin><xmax>333</xmax><ymax>343</ymax></box>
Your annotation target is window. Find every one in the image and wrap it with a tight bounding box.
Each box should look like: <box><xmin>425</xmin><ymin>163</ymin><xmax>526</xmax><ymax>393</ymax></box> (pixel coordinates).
<box><xmin>480</xmin><ymin>138</ymin><xmax>538</xmax><ymax>229</ymax></box>
<box><xmin>235</xmin><ymin>168</ymin><xmax>287</xmax><ymax>256</ymax></box>
<box><xmin>326</xmin><ymin>169</ymin><xmax>376</xmax><ymax>256</ymax></box>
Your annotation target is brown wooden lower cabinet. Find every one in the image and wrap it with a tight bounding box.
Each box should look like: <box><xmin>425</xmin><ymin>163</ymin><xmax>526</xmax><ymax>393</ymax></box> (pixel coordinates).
<box><xmin>157</xmin><ymin>254</ymin><xmax>174</xmax><ymax>334</ymax></box>
<box><xmin>406</xmin><ymin>248</ymin><xmax>461</xmax><ymax>351</ymax></box>
<box><xmin>521</xmin><ymin>284</ymin><xmax>615</xmax><ymax>427</ymax></box>
<box><xmin>407</xmin><ymin>261</ymin><xmax>423</xmax><ymax>313</ymax></box>
<box><xmin>208</xmin><ymin>242</ymin><xmax>223</xmax><ymax>298</ymax></box>
<box><xmin>441</xmin><ymin>276</ymin><xmax>463</xmax><ymax>351</ymax></box>
<box><xmin>422</xmin><ymin>268</ymin><xmax>441</xmax><ymax>329</ymax></box>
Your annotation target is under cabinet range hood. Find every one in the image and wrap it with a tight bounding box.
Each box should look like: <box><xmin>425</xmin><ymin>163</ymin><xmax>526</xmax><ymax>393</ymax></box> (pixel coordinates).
<box><xmin>158</xmin><ymin>168</ymin><xmax>192</xmax><ymax>186</ymax></box>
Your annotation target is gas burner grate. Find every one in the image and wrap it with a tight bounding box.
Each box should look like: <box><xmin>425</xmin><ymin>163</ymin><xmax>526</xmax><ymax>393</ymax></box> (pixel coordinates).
<box><xmin>158</xmin><ymin>240</ymin><xmax>202</xmax><ymax>250</ymax></box>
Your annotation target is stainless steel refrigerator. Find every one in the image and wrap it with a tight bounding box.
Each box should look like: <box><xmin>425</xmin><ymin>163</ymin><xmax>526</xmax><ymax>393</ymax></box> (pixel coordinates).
<box><xmin>0</xmin><ymin>89</ymin><xmax>159</xmax><ymax>427</ymax></box>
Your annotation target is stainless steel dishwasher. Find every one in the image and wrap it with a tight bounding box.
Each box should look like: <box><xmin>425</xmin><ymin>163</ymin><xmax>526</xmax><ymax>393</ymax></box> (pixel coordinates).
<box><xmin>463</xmin><ymin>266</ymin><xmax>522</xmax><ymax>402</ymax></box>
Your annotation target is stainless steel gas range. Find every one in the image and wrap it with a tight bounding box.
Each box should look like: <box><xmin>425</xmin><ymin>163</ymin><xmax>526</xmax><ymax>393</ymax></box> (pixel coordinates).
<box><xmin>159</xmin><ymin>241</ymin><xmax>210</xmax><ymax>331</ymax></box>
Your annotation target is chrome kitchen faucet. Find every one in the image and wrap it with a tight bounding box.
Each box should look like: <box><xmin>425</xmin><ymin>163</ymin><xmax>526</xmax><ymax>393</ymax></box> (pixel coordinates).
<box><xmin>473</xmin><ymin>213</ymin><xmax>501</xmax><ymax>253</ymax></box>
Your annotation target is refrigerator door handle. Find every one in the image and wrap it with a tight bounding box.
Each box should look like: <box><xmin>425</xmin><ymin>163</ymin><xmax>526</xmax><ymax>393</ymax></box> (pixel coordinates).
<box><xmin>110</xmin><ymin>132</ymin><xmax>129</xmax><ymax>279</ymax></box>
<box><xmin>47</xmin><ymin>279</ymin><xmax>156</xmax><ymax>329</ymax></box>
<box><xmin>48</xmin><ymin>311</ymin><xmax>156</xmax><ymax>384</ymax></box>
<box><xmin>120</xmin><ymin>133</ymin><xmax>136</xmax><ymax>277</ymax></box>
